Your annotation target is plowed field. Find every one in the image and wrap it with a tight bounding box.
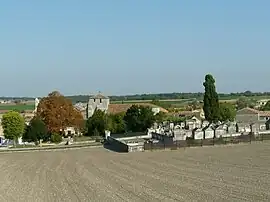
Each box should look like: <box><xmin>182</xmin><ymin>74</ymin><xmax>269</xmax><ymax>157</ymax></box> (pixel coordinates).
<box><xmin>0</xmin><ymin>142</ymin><xmax>270</xmax><ymax>201</ymax></box>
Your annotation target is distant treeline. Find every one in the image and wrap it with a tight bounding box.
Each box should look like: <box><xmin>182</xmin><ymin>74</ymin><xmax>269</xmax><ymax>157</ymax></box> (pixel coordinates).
<box><xmin>65</xmin><ymin>91</ymin><xmax>270</xmax><ymax>103</ymax></box>
<box><xmin>1</xmin><ymin>91</ymin><xmax>270</xmax><ymax>104</ymax></box>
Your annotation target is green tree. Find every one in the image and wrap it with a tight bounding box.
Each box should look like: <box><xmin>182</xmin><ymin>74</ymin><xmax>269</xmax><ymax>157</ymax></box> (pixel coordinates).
<box><xmin>236</xmin><ymin>96</ymin><xmax>256</xmax><ymax>110</ymax></box>
<box><xmin>155</xmin><ymin>111</ymin><xmax>166</xmax><ymax>123</ymax></box>
<box><xmin>219</xmin><ymin>103</ymin><xmax>236</xmax><ymax>122</ymax></box>
<box><xmin>23</xmin><ymin>117</ymin><xmax>48</xmax><ymax>143</ymax></box>
<box><xmin>50</xmin><ymin>133</ymin><xmax>62</xmax><ymax>143</ymax></box>
<box><xmin>108</xmin><ymin>112</ymin><xmax>126</xmax><ymax>134</ymax></box>
<box><xmin>2</xmin><ymin>111</ymin><xmax>25</xmax><ymax>144</ymax></box>
<box><xmin>124</xmin><ymin>105</ymin><xmax>156</xmax><ymax>132</ymax></box>
<box><xmin>236</xmin><ymin>96</ymin><xmax>249</xmax><ymax>110</ymax></box>
<box><xmin>189</xmin><ymin>99</ymin><xmax>200</xmax><ymax>110</ymax></box>
<box><xmin>203</xmin><ymin>74</ymin><xmax>220</xmax><ymax>122</ymax></box>
<box><xmin>86</xmin><ymin>109</ymin><xmax>108</xmax><ymax>136</ymax></box>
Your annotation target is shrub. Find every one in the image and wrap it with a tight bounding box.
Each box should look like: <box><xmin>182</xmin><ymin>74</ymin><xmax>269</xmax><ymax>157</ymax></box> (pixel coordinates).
<box><xmin>51</xmin><ymin>133</ymin><xmax>62</xmax><ymax>143</ymax></box>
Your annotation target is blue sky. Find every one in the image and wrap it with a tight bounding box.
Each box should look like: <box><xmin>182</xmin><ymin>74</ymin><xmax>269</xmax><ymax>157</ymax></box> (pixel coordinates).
<box><xmin>0</xmin><ymin>0</ymin><xmax>269</xmax><ymax>97</ymax></box>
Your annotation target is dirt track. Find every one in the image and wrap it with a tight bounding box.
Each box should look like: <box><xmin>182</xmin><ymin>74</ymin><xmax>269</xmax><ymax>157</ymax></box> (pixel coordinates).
<box><xmin>0</xmin><ymin>142</ymin><xmax>270</xmax><ymax>202</ymax></box>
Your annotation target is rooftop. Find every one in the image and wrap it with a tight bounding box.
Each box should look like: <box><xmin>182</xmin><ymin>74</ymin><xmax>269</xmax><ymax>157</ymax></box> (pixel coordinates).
<box><xmin>89</xmin><ymin>93</ymin><xmax>109</xmax><ymax>99</ymax></box>
<box><xmin>108</xmin><ymin>103</ymin><xmax>168</xmax><ymax>114</ymax></box>
<box><xmin>237</xmin><ymin>107</ymin><xmax>270</xmax><ymax>116</ymax></box>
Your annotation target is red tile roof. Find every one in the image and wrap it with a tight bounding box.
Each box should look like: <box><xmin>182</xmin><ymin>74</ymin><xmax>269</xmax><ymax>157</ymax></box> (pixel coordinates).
<box><xmin>238</xmin><ymin>107</ymin><xmax>270</xmax><ymax>117</ymax></box>
<box><xmin>108</xmin><ymin>103</ymin><xmax>168</xmax><ymax>114</ymax></box>
<box><xmin>0</xmin><ymin>110</ymin><xmax>10</xmax><ymax>114</ymax></box>
<box><xmin>260</xmin><ymin>111</ymin><xmax>270</xmax><ymax>116</ymax></box>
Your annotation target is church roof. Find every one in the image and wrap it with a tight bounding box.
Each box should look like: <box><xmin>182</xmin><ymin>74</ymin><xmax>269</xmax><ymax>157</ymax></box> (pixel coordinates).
<box><xmin>89</xmin><ymin>93</ymin><xmax>109</xmax><ymax>99</ymax></box>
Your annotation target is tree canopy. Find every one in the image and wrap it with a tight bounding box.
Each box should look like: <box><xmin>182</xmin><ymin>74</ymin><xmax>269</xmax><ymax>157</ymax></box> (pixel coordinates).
<box><xmin>219</xmin><ymin>103</ymin><xmax>236</xmax><ymax>122</ymax></box>
<box><xmin>23</xmin><ymin>117</ymin><xmax>48</xmax><ymax>143</ymax></box>
<box><xmin>2</xmin><ymin>111</ymin><xmax>25</xmax><ymax>142</ymax></box>
<box><xmin>203</xmin><ymin>74</ymin><xmax>220</xmax><ymax>122</ymax></box>
<box><xmin>86</xmin><ymin>109</ymin><xmax>108</xmax><ymax>136</ymax></box>
<box><xmin>36</xmin><ymin>91</ymin><xmax>84</xmax><ymax>134</ymax></box>
<box><xmin>236</xmin><ymin>96</ymin><xmax>256</xmax><ymax>110</ymax></box>
<box><xmin>107</xmin><ymin>112</ymin><xmax>126</xmax><ymax>134</ymax></box>
<box><xmin>124</xmin><ymin>105</ymin><xmax>156</xmax><ymax>132</ymax></box>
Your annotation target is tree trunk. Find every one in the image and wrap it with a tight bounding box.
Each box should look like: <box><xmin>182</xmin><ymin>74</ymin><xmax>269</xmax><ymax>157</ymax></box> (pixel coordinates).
<box><xmin>13</xmin><ymin>137</ymin><xmax>17</xmax><ymax>148</ymax></box>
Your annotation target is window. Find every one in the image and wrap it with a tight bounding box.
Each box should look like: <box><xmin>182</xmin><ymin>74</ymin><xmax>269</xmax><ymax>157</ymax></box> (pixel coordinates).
<box><xmin>100</xmin><ymin>99</ymin><xmax>102</xmax><ymax>103</ymax></box>
<box><xmin>93</xmin><ymin>99</ymin><xmax>96</xmax><ymax>102</ymax></box>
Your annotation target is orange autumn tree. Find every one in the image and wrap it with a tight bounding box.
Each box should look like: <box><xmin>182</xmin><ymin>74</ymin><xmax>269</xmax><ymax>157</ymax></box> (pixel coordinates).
<box><xmin>36</xmin><ymin>91</ymin><xmax>84</xmax><ymax>134</ymax></box>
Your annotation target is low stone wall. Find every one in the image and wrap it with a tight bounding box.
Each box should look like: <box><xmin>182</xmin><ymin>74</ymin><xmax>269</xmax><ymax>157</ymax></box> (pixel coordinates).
<box><xmin>107</xmin><ymin>136</ymin><xmax>128</xmax><ymax>152</ymax></box>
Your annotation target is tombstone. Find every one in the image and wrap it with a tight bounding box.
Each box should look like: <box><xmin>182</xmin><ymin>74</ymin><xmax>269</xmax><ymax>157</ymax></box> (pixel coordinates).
<box><xmin>153</xmin><ymin>122</ymin><xmax>158</xmax><ymax>129</ymax></box>
<box><xmin>169</xmin><ymin>123</ymin><xmax>174</xmax><ymax>130</ymax></box>
<box><xmin>18</xmin><ymin>137</ymin><xmax>23</xmax><ymax>145</ymax></box>
<box><xmin>105</xmin><ymin>130</ymin><xmax>111</xmax><ymax>140</ymax></box>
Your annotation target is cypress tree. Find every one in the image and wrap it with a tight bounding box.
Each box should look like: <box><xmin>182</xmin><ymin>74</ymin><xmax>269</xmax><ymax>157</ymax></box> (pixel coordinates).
<box><xmin>203</xmin><ymin>74</ymin><xmax>220</xmax><ymax>123</ymax></box>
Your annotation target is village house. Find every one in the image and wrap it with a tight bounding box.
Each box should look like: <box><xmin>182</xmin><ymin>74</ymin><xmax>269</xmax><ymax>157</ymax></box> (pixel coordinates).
<box><xmin>236</xmin><ymin>107</ymin><xmax>270</xmax><ymax>133</ymax></box>
<box><xmin>21</xmin><ymin>110</ymin><xmax>35</xmax><ymax>125</ymax></box>
<box><xmin>255</xmin><ymin>99</ymin><xmax>270</xmax><ymax>109</ymax></box>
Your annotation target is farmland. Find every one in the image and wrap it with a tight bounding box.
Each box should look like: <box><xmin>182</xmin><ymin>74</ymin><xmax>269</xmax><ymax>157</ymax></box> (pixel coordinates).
<box><xmin>0</xmin><ymin>143</ymin><xmax>270</xmax><ymax>201</ymax></box>
<box><xmin>0</xmin><ymin>103</ymin><xmax>35</xmax><ymax>111</ymax></box>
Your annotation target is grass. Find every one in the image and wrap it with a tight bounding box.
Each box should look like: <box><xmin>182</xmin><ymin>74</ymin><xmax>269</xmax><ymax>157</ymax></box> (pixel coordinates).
<box><xmin>73</xmin><ymin>136</ymin><xmax>94</xmax><ymax>142</ymax></box>
<box><xmin>110</xmin><ymin>95</ymin><xmax>270</xmax><ymax>109</ymax></box>
<box><xmin>0</xmin><ymin>104</ymin><xmax>35</xmax><ymax>111</ymax></box>
<box><xmin>10</xmin><ymin>144</ymin><xmax>36</xmax><ymax>149</ymax></box>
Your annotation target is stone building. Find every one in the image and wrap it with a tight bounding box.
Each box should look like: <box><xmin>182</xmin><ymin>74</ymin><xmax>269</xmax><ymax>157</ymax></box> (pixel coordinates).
<box><xmin>236</xmin><ymin>107</ymin><xmax>270</xmax><ymax>133</ymax></box>
<box><xmin>87</xmin><ymin>93</ymin><xmax>110</xmax><ymax>118</ymax></box>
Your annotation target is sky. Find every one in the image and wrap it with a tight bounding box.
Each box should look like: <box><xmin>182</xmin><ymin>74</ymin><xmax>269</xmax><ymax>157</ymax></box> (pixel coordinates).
<box><xmin>0</xmin><ymin>0</ymin><xmax>270</xmax><ymax>97</ymax></box>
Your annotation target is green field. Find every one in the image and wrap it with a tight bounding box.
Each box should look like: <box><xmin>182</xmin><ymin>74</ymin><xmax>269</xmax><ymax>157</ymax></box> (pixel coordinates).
<box><xmin>110</xmin><ymin>95</ymin><xmax>270</xmax><ymax>109</ymax></box>
<box><xmin>0</xmin><ymin>104</ymin><xmax>35</xmax><ymax>111</ymax></box>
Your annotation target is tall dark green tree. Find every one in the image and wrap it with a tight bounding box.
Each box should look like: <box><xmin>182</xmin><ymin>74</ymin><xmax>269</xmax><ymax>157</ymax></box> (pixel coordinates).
<box><xmin>23</xmin><ymin>117</ymin><xmax>48</xmax><ymax>143</ymax></box>
<box><xmin>108</xmin><ymin>112</ymin><xmax>126</xmax><ymax>134</ymax></box>
<box><xmin>86</xmin><ymin>109</ymin><xmax>108</xmax><ymax>136</ymax></box>
<box><xmin>124</xmin><ymin>105</ymin><xmax>156</xmax><ymax>132</ymax></box>
<box><xmin>203</xmin><ymin>74</ymin><xmax>220</xmax><ymax>122</ymax></box>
